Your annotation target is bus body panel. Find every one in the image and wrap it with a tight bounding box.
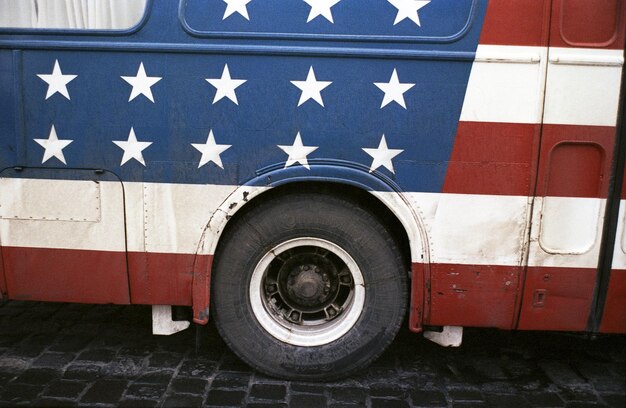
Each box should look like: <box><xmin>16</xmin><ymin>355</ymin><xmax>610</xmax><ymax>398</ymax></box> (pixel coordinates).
<box><xmin>0</xmin><ymin>0</ymin><xmax>624</xmax><ymax>334</ymax></box>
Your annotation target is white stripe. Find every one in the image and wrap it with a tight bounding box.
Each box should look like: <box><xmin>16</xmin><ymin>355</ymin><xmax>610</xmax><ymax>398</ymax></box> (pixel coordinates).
<box><xmin>543</xmin><ymin>47</ymin><xmax>623</xmax><ymax>127</ymax></box>
<box><xmin>612</xmin><ymin>200</ymin><xmax>626</xmax><ymax>270</ymax></box>
<box><xmin>460</xmin><ymin>45</ymin><xmax>547</xmax><ymax>124</ymax></box>
<box><xmin>0</xmin><ymin>179</ymin><xmax>608</xmax><ymax>270</ymax></box>
<box><xmin>460</xmin><ymin>45</ymin><xmax>623</xmax><ymax>127</ymax></box>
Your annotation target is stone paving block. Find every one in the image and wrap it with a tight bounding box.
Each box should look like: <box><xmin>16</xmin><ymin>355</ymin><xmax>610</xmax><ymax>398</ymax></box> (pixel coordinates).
<box><xmin>49</xmin><ymin>335</ymin><xmax>93</xmax><ymax>352</ymax></box>
<box><xmin>0</xmin><ymin>383</ymin><xmax>42</xmax><ymax>404</ymax></box>
<box><xmin>124</xmin><ymin>382</ymin><xmax>167</xmax><ymax>400</ymax></box>
<box><xmin>32</xmin><ymin>397</ymin><xmax>78</xmax><ymax>407</ymax></box>
<box><xmin>559</xmin><ymin>385</ymin><xmax>600</xmax><ymax>403</ymax></box>
<box><xmin>290</xmin><ymin>393</ymin><xmax>328</xmax><ymax>408</ymax></box>
<box><xmin>410</xmin><ymin>390</ymin><xmax>447</xmax><ymax>407</ymax></box>
<box><xmin>290</xmin><ymin>383</ymin><xmax>327</xmax><ymax>395</ymax></box>
<box><xmin>75</xmin><ymin>348</ymin><xmax>117</xmax><ymax>363</ymax></box>
<box><xmin>117</xmin><ymin>398</ymin><xmax>160</xmax><ymax>407</ymax></box>
<box><xmin>169</xmin><ymin>377</ymin><xmax>208</xmax><ymax>395</ymax></box>
<box><xmin>249</xmin><ymin>383</ymin><xmax>287</xmax><ymax>401</ymax></box>
<box><xmin>161</xmin><ymin>394</ymin><xmax>204</xmax><ymax>408</ymax></box>
<box><xmin>523</xmin><ymin>390</ymin><xmax>565</xmax><ymax>407</ymax></box>
<box><xmin>13</xmin><ymin>368</ymin><xmax>60</xmax><ymax>385</ymax></box>
<box><xmin>448</xmin><ymin>389</ymin><xmax>484</xmax><ymax>402</ymax></box>
<box><xmin>601</xmin><ymin>393</ymin><xmax>626</xmax><ymax>408</ymax></box>
<box><xmin>32</xmin><ymin>352</ymin><xmax>76</xmax><ymax>368</ymax></box>
<box><xmin>62</xmin><ymin>364</ymin><xmax>102</xmax><ymax>381</ymax></box>
<box><xmin>369</xmin><ymin>383</ymin><xmax>409</xmax><ymax>399</ymax></box>
<box><xmin>80</xmin><ymin>379</ymin><xmax>128</xmax><ymax>404</ymax></box>
<box><xmin>134</xmin><ymin>370</ymin><xmax>175</xmax><ymax>385</ymax></box>
<box><xmin>370</xmin><ymin>398</ymin><xmax>411</xmax><ymax>408</ymax></box>
<box><xmin>246</xmin><ymin>403</ymin><xmax>288</xmax><ymax>408</ymax></box>
<box><xmin>485</xmin><ymin>393</ymin><xmax>529</xmax><ymax>407</ymax></box>
<box><xmin>147</xmin><ymin>352</ymin><xmax>183</xmax><ymax>369</ymax></box>
<box><xmin>43</xmin><ymin>379</ymin><xmax>86</xmax><ymax>399</ymax></box>
<box><xmin>539</xmin><ymin>362</ymin><xmax>588</xmax><ymax>387</ymax></box>
<box><xmin>211</xmin><ymin>372</ymin><xmax>251</xmax><ymax>389</ymax></box>
<box><xmin>329</xmin><ymin>386</ymin><xmax>367</xmax><ymax>404</ymax></box>
<box><xmin>205</xmin><ymin>389</ymin><xmax>247</xmax><ymax>406</ymax></box>
<box><xmin>177</xmin><ymin>359</ymin><xmax>217</xmax><ymax>378</ymax></box>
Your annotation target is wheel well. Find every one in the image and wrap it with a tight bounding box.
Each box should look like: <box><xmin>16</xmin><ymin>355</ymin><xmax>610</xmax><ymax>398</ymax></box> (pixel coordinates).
<box><xmin>215</xmin><ymin>182</ymin><xmax>412</xmax><ymax>274</ymax></box>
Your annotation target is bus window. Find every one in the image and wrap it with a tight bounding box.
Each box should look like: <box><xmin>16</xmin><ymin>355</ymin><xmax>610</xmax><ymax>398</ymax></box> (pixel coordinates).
<box><xmin>0</xmin><ymin>0</ymin><xmax>148</xmax><ymax>30</ymax></box>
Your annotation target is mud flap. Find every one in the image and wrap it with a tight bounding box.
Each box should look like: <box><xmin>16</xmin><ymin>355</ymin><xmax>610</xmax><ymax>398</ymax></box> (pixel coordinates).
<box><xmin>424</xmin><ymin>326</ymin><xmax>463</xmax><ymax>347</ymax></box>
<box><xmin>152</xmin><ymin>305</ymin><xmax>190</xmax><ymax>335</ymax></box>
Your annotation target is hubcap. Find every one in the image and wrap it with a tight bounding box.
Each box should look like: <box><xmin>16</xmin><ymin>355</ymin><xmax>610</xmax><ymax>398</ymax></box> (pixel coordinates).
<box><xmin>249</xmin><ymin>238</ymin><xmax>365</xmax><ymax>346</ymax></box>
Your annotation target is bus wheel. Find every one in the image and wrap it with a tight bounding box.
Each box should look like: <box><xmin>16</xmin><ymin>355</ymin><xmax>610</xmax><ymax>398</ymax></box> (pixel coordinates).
<box><xmin>211</xmin><ymin>193</ymin><xmax>408</xmax><ymax>380</ymax></box>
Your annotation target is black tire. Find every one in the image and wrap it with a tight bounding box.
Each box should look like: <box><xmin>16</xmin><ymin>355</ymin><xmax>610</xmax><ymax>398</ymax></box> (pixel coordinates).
<box><xmin>211</xmin><ymin>192</ymin><xmax>408</xmax><ymax>380</ymax></box>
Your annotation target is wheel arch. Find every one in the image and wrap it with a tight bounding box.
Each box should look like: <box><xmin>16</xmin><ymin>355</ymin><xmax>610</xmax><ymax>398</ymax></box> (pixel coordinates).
<box><xmin>194</xmin><ymin>163</ymin><xmax>430</xmax><ymax>329</ymax></box>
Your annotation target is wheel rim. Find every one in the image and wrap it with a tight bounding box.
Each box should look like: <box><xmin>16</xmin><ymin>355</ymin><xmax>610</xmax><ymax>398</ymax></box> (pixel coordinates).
<box><xmin>249</xmin><ymin>238</ymin><xmax>365</xmax><ymax>347</ymax></box>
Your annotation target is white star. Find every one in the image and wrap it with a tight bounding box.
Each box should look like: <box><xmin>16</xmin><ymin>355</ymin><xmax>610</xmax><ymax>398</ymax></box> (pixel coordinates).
<box><xmin>206</xmin><ymin>64</ymin><xmax>247</xmax><ymax>105</ymax></box>
<box><xmin>33</xmin><ymin>125</ymin><xmax>73</xmax><ymax>165</ymax></box>
<box><xmin>388</xmin><ymin>0</ymin><xmax>430</xmax><ymax>26</ymax></box>
<box><xmin>362</xmin><ymin>135</ymin><xmax>403</xmax><ymax>174</ymax></box>
<box><xmin>191</xmin><ymin>130</ymin><xmax>231</xmax><ymax>169</ymax></box>
<box><xmin>277</xmin><ymin>132</ymin><xmax>319</xmax><ymax>170</ymax></box>
<box><xmin>290</xmin><ymin>66</ymin><xmax>332</xmax><ymax>107</ymax></box>
<box><xmin>121</xmin><ymin>62</ymin><xmax>162</xmax><ymax>103</ymax></box>
<box><xmin>303</xmin><ymin>0</ymin><xmax>341</xmax><ymax>23</ymax></box>
<box><xmin>37</xmin><ymin>60</ymin><xmax>77</xmax><ymax>100</ymax></box>
<box><xmin>223</xmin><ymin>0</ymin><xmax>252</xmax><ymax>20</ymax></box>
<box><xmin>112</xmin><ymin>127</ymin><xmax>153</xmax><ymax>166</ymax></box>
<box><xmin>374</xmin><ymin>68</ymin><xmax>415</xmax><ymax>109</ymax></box>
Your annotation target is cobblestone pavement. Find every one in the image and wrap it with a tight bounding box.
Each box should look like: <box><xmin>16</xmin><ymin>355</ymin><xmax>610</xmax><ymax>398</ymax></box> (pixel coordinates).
<box><xmin>0</xmin><ymin>301</ymin><xmax>624</xmax><ymax>407</ymax></box>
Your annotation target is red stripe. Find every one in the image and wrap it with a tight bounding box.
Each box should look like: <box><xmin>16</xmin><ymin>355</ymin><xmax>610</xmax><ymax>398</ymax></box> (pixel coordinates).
<box><xmin>517</xmin><ymin>267</ymin><xmax>597</xmax><ymax>332</ymax></box>
<box><xmin>548</xmin><ymin>0</ymin><xmax>625</xmax><ymax>50</ymax></box>
<box><xmin>2</xmin><ymin>247</ymin><xmax>623</xmax><ymax>333</ymax></box>
<box><xmin>479</xmin><ymin>0</ymin><xmax>625</xmax><ymax>49</ymax></box>
<box><xmin>479</xmin><ymin>0</ymin><xmax>551</xmax><ymax>47</ymax></box>
<box><xmin>601</xmin><ymin>270</ymin><xmax>626</xmax><ymax>333</ymax></box>
<box><xmin>534</xmin><ymin>124</ymin><xmax>615</xmax><ymax>199</ymax></box>
<box><xmin>1</xmin><ymin>247</ymin><xmax>211</xmax><ymax>306</ymax></box>
<box><xmin>2</xmin><ymin>247</ymin><xmax>130</xmax><ymax>304</ymax></box>
<box><xmin>443</xmin><ymin>122</ymin><xmax>539</xmax><ymax>196</ymax></box>
<box><xmin>426</xmin><ymin>263</ymin><xmax>522</xmax><ymax>329</ymax></box>
<box><xmin>445</xmin><ymin>122</ymin><xmax>616</xmax><ymax>198</ymax></box>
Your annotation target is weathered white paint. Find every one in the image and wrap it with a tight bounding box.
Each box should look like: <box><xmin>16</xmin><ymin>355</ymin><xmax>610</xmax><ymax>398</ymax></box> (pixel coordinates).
<box><xmin>152</xmin><ymin>305</ymin><xmax>190</xmax><ymax>335</ymax></box>
<box><xmin>0</xmin><ymin>178</ymin><xmax>610</xmax><ymax>270</ymax></box>
<box><xmin>528</xmin><ymin>197</ymin><xmax>606</xmax><ymax>269</ymax></box>
<box><xmin>543</xmin><ymin>48</ymin><xmax>623</xmax><ymax>127</ymax></box>
<box><xmin>0</xmin><ymin>178</ymin><xmax>125</xmax><ymax>252</ymax></box>
<box><xmin>424</xmin><ymin>326</ymin><xmax>463</xmax><ymax>347</ymax></box>
<box><xmin>539</xmin><ymin>196</ymin><xmax>602</xmax><ymax>254</ymax></box>
<box><xmin>460</xmin><ymin>45</ymin><xmax>547</xmax><ymax>124</ymax></box>
<box><xmin>0</xmin><ymin>177</ymin><xmax>101</xmax><ymax>222</ymax></box>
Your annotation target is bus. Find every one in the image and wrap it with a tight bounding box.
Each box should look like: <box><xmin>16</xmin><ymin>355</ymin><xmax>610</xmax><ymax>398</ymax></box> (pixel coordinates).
<box><xmin>0</xmin><ymin>0</ymin><xmax>624</xmax><ymax>380</ymax></box>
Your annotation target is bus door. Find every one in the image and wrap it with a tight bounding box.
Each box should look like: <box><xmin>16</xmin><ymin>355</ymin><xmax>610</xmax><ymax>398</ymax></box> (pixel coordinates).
<box><xmin>518</xmin><ymin>0</ymin><xmax>625</xmax><ymax>331</ymax></box>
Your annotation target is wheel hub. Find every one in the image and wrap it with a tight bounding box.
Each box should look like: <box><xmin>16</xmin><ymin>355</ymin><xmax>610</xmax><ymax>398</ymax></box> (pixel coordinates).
<box><xmin>285</xmin><ymin>264</ymin><xmax>331</xmax><ymax>307</ymax></box>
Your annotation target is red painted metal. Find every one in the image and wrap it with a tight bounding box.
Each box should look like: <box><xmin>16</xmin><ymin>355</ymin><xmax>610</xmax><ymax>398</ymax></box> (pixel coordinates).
<box><xmin>443</xmin><ymin>122</ymin><xmax>539</xmax><ymax>196</ymax></box>
<box><xmin>127</xmin><ymin>252</ymin><xmax>196</xmax><ymax>306</ymax></box>
<box><xmin>409</xmin><ymin>262</ymin><xmax>426</xmax><ymax>332</ymax></box>
<box><xmin>479</xmin><ymin>0</ymin><xmax>551</xmax><ymax>47</ymax></box>
<box><xmin>535</xmin><ymin>125</ymin><xmax>616</xmax><ymax>198</ymax></box>
<box><xmin>517</xmin><ymin>267</ymin><xmax>597</xmax><ymax>331</ymax></box>
<box><xmin>600</xmin><ymin>270</ymin><xmax>626</xmax><ymax>332</ymax></box>
<box><xmin>551</xmin><ymin>0</ymin><xmax>625</xmax><ymax>49</ymax></box>
<box><xmin>2</xmin><ymin>247</ymin><xmax>130</xmax><ymax>304</ymax></box>
<box><xmin>426</xmin><ymin>264</ymin><xmax>521</xmax><ymax>329</ymax></box>
<box><xmin>192</xmin><ymin>254</ymin><xmax>212</xmax><ymax>324</ymax></box>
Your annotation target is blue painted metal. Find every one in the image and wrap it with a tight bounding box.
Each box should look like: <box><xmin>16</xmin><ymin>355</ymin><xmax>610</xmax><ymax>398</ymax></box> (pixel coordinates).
<box><xmin>0</xmin><ymin>0</ymin><xmax>488</xmax><ymax>194</ymax></box>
